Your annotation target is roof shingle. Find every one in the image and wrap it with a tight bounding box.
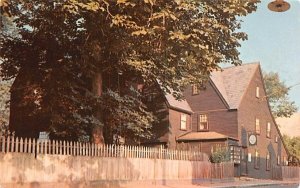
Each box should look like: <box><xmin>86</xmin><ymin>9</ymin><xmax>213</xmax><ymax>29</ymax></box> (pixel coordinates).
<box><xmin>210</xmin><ymin>63</ymin><xmax>260</xmax><ymax>109</ymax></box>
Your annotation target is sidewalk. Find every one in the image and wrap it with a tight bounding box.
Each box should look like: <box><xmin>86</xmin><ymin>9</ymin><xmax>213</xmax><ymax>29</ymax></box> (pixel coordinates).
<box><xmin>123</xmin><ymin>178</ymin><xmax>300</xmax><ymax>188</ymax></box>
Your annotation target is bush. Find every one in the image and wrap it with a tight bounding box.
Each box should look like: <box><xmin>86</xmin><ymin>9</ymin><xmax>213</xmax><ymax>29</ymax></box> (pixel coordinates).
<box><xmin>210</xmin><ymin>145</ymin><xmax>230</xmax><ymax>163</ymax></box>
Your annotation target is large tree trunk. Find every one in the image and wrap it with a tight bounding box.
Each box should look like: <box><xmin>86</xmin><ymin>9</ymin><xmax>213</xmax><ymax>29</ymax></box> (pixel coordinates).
<box><xmin>91</xmin><ymin>72</ymin><xmax>104</xmax><ymax>144</ymax></box>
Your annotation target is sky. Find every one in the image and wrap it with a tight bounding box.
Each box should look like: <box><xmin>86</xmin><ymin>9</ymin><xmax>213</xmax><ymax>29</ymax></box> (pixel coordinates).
<box><xmin>238</xmin><ymin>0</ymin><xmax>300</xmax><ymax>111</ymax></box>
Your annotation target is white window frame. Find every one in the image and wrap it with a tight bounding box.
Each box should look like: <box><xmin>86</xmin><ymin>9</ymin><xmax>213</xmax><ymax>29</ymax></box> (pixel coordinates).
<box><xmin>198</xmin><ymin>114</ymin><xmax>208</xmax><ymax>131</ymax></box>
<box><xmin>277</xmin><ymin>155</ymin><xmax>281</xmax><ymax>165</ymax></box>
<box><xmin>266</xmin><ymin>152</ymin><xmax>271</xmax><ymax>171</ymax></box>
<box><xmin>192</xmin><ymin>84</ymin><xmax>199</xmax><ymax>95</ymax></box>
<box><xmin>180</xmin><ymin>114</ymin><xmax>187</xmax><ymax>130</ymax></box>
<box><xmin>267</xmin><ymin>122</ymin><xmax>271</xmax><ymax>138</ymax></box>
<box><xmin>255</xmin><ymin>150</ymin><xmax>260</xmax><ymax>169</ymax></box>
<box><xmin>255</xmin><ymin>118</ymin><xmax>260</xmax><ymax>135</ymax></box>
<box><xmin>256</xmin><ymin>86</ymin><xmax>260</xmax><ymax>98</ymax></box>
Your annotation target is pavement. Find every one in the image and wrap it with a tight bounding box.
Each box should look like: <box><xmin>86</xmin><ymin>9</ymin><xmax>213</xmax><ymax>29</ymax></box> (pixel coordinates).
<box><xmin>1</xmin><ymin>178</ymin><xmax>299</xmax><ymax>188</ymax></box>
<box><xmin>122</xmin><ymin>178</ymin><xmax>300</xmax><ymax>188</ymax></box>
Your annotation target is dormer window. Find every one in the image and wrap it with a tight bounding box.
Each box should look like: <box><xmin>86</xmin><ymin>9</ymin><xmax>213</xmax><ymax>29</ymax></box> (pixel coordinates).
<box><xmin>256</xmin><ymin>86</ymin><xmax>260</xmax><ymax>98</ymax></box>
<box><xmin>192</xmin><ymin>84</ymin><xmax>199</xmax><ymax>95</ymax></box>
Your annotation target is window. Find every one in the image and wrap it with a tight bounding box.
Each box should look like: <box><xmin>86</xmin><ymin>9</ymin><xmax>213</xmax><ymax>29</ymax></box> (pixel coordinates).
<box><xmin>192</xmin><ymin>84</ymin><xmax>199</xmax><ymax>95</ymax></box>
<box><xmin>267</xmin><ymin>122</ymin><xmax>271</xmax><ymax>138</ymax></box>
<box><xmin>256</xmin><ymin>86</ymin><xmax>260</xmax><ymax>98</ymax></box>
<box><xmin>266</xmin><ymin>152</ymin><xmax>271</xmax><ymax>171</ymax></box>
<box><xmin>198</xmin><ymin>114</ymin><xmax>208</xmax><ymax>130</ymax></box>
<box><xmin>180</xmin><ymin>114</ymin><xmax>187</xmax><ymax>130</ymax></box>
<box><xmin>283</xmin><ymin>156</ymin><xmax>287</xmax><ymax>166</ymax></box>
<box><xmin>277</xmin><ymin>155</ymin><xmax>281</xmax><ymax>165</ymax></box>
<box><xmin>255</xmin><ymin>118</ymin><xmax>260</xmax><ymax>135</ymax></box>
<box><xmin>255</xmin><ymin>150</ymin><xmax>260</xmax><ymax>169</ymax></box>
<box><xmin>275</xmin><ymin>136</ymin><xmax>278</xmax><ymax>143</ymax></box>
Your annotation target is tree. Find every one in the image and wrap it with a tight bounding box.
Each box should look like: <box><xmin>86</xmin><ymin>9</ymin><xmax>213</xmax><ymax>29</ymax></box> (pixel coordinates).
<box><xmin>0</xmin><ymin>0</ymin><xmax>260</xmax><ymax>143</ymax></box>
<box><xmin>283</xmin><ymin>134</ymin><xmax>300</xmax><ymax>166</ymax></box>
<box><xmin>0</xmin><ymin>79</ymin><xmax>12</xmax><ymax>135</ymax></box>
<box><xmin>263</xmin><ymin>72</ymin><xmax>298</xmax><ymax>118</ymax></box>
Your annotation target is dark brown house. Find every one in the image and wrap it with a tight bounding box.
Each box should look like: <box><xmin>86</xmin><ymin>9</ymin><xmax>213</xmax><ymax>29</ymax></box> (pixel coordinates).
<box><xmin>151</xmin><ymin>63</ymin><xmax>289</xmax><ymax>179</ymax></box>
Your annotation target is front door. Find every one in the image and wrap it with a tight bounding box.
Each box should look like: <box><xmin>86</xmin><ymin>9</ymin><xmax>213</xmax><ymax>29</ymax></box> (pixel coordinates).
<box><xmin>240</xmin><ymin>147</ymin><xmax>248</xmax><ymax>176</ymax></box>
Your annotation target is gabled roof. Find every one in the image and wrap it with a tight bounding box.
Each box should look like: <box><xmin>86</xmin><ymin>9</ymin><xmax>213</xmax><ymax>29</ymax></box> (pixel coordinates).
<box><xmin>177</xmin><ymin>131</ymin><xmax>238</xmax><ymax>141</ymax></box>
<box><xmin>165</xmin><ymin>93</ymin><xmax>193</xmax><ymax>114</ymax></box>
<box><xmin>210</xmin><ymin>63</ymin><xmax>260</xmax><ymax>109</ymax></box>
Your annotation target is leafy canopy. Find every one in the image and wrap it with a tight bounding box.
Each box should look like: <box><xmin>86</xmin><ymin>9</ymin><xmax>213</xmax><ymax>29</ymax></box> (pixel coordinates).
<box><xmin>263</xmin><ymin>72</ymin><xmax>298</xmax><ymax>118</ymax></box>
<box><xmin>0</xmin><ymin>0</ymin><xmax>259</xmax><ymax>142</ymax></box>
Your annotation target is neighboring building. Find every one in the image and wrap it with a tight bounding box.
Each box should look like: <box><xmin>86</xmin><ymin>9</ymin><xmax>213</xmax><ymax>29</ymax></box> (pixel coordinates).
<box><xmin>149</xmin><ymin>63</ymin><xmax>289</xmax><ymax>179</ymax></box>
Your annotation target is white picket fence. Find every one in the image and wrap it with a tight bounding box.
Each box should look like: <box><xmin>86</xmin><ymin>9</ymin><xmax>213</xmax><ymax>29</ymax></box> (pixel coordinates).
<box><xmin>0</xmin><ymin>136</ymin><xmax>209</xmax><ymax>161</ymax></box>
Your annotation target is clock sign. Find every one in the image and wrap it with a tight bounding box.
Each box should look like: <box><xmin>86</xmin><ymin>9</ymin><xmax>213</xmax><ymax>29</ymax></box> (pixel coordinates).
<box><xmin>249</xmin><ymin>134</ymin><xmax>257</xmax><ymax>146</ymax></box>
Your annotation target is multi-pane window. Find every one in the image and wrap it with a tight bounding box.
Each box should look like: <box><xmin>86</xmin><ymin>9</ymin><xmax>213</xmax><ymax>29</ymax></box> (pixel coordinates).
<box><xmin>256</xmin><ymin>87</ymin><xmax>260</xmax><ymax>98</ymax></box>
<box><xmin>266</xmin><ymin>152</ymin><xmax>271</xmax><ymax>171</ymax></box>
<box><xmin>192</xmin><ymin>84</ymin><xmax>199</xmax><ymax>95</ymax></box>
<box><xmin>180</xmin><ymin>114</ymin><xmax>187</xmax><ymax>130</ymax></box>
<box><xmin>198</xmin><ymin>114</ymin><xmax>208</xmax><ymax>131</ymax></box>
<box><xmin>255</xmin><ymin>118</ymin><xmax>260</xmax><ymax>135</ymax></box>
<box><xmin>255</xmin><ymin>150</ymin><xmax>260</xmax><ymax>169</ymax></box>
<box><xmin>267</xmin><ymin>122</ymin><xmax>271</xmax><ymax>138</ymax></box>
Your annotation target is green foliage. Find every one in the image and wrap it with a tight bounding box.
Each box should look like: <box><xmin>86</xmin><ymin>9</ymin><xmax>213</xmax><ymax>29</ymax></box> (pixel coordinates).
<box><xmin>210</xmin><ymin>145</ymin><xmax>230</xmax><ymax>163</ymax></box>
<box><xmin>0</xmin><ymin>0</ymin><xmax>259</xmax><ymax>142</ymax></box>
<box><xmin>0</xmin><ymin>79</ymin><xmax>11</xmax><ymax>135</ymax></box>
<box><xmin>283</xmin><ymin>134</ymin><xmax>300</xmax><ymax>159</ymax></box>
<box><xmin>263</xmin><ymin>72</ymin><xmax>298</xmax><ymax>118</ymax></box>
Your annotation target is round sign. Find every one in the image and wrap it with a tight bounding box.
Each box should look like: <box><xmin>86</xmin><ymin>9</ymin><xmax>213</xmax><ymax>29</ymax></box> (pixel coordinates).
<box><xmin>249</xmin><ymin>134</ymin><xmax>257</xmax><ymax>145</ymax></box>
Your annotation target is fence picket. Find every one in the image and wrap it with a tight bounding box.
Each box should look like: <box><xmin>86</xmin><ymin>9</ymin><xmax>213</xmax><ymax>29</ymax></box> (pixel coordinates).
<box><xmin>40</xmin><ymin>140</ymin><xmax>43</xmax><ymax>154</ymax></box>
<box><xmin>66</xmin><ymin>141</ymin><xmax>69</xmax><ymax>155</ymax></box>
<box><xmin>48</xmin><ymin>140</ymin><xmax>51</xmax><ymax>154</ymax></box>
<box><xmin>36</xmin><ymin>139</ymin><xmax>40</xmax><ymax>154</ymax></box>
<box><xmin>20</xmin><ymin>137</ymin><xmax>25</xmax><ymax>153</ymax></box>
<box><xmin>11</xmin><ymin>136</ymin><xmax>15</xmax><ymax>152</ymax></box>
<box><xmin>32</xmin><ymin>139</ymin><xmax>36</xmax><ymax>154</ymax></box>
<box><xmin>44</xmin><ymin>140</ymin><xmax>48</xmax><ymax>154</ymax></box>
<box><xmin>1</xmin><ymin>137</ymin><xmax>5</xmax><ymax>152</ymax></box>
<box><xmin>63</xmin><ymin>141</ymin><xmax>66</xmax><ymax>155</ymax></box>
<box><xmin>59</xmin><ymin>141</ymin><xmax>62</xmax><ymax>155</ymax></box>
<box><xmin>55</xmin><ymin>140</ymin><xmax>59</xmax><ymax>155</ymax></box>
<box><xmin>28</xmin><ymin>138</ymin><xmax>32</xmax><ymax>153</ymax></box>
<box><xmin>52</xmin><ymin>140</ymin><xmax>55</xmax><ymax>155</ymax></box>
<box><xmin>6</xmin><ymin>136</ymin><xmax>10</xmax><ymax>152</ymax></box>
<box><xmin>24</xmin><ymin>138</ymin><xmax>28</xmax><ymax>153</ymax></box>
<box><xmin>15</xmin><ymin>137</ymin><xmax>19</xmax><ymax>153</ymax></box>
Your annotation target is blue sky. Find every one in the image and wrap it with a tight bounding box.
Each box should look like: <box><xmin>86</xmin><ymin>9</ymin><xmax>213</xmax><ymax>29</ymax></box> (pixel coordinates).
<box><xmin>238</xmin><ymin>0</ymin><xmax>300</xmax><ymax>111</ymax></box>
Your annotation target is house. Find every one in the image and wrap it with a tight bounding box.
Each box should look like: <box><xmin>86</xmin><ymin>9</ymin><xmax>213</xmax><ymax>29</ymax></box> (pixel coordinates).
<box><xmin>148</xmin><ymin>63</ymin><xmax>289</xmax><ymax>179</ymax></box>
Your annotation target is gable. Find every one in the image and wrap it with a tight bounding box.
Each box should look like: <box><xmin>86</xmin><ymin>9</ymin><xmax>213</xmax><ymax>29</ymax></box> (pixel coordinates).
<box><xmin>183</xmin><ymin>80</ymin><xmax>228</xmax><ymax>112</ymax></box>
<box><xmin>210</xmin><ymin>63</ymin><xmax>259</xmax><ymax>109</ymax></box>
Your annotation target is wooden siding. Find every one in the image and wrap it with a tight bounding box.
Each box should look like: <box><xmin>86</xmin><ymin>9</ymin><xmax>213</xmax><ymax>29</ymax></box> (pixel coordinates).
<box><xmin>168</xmin><ymin>109</ymin><xmax>192</xmax><ymax>149</ymax></box>
<box><xmin>183</xmin><ymin>82</ymin><xmax>238</xmax><ymax>139</ymax></box>
<box><xmin>238</xmin><ymin>67</ymin><xmax>288</xmax><ymax>179</ymax></box>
